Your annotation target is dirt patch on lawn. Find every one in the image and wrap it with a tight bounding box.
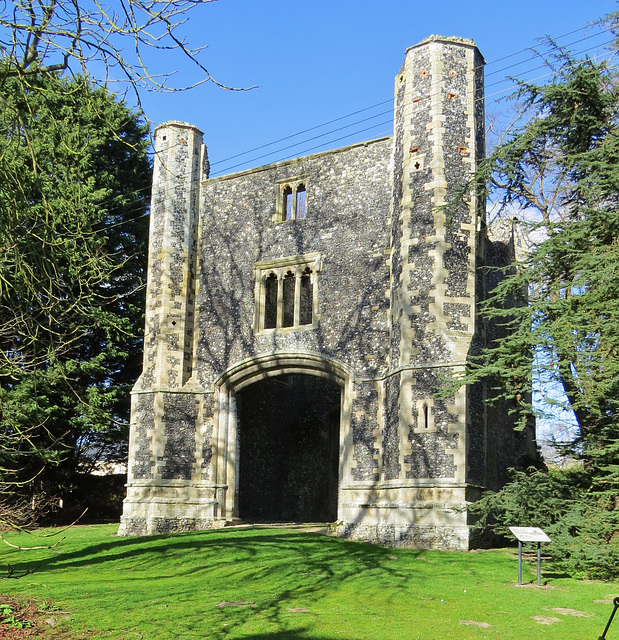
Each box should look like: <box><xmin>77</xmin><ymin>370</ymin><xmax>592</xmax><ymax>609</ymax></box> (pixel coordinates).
<box><xmin>0</xmin><ymin>595</ymin><xmax>50</xmax><ymax>639</ymax></box>
<box><xmin>458</xmin><ymin>620</ymin><xmax>491</xmax><ymax>628</ymax></box>
<box><xmin>531</xmin><ymin>615</ymin><xmax>562</xmax><ymax>625</ymax></box>
<box><xmin>552</xmin><ymin>608</ymin><xmax>592</xmax><ymax>618</ymax></box>
<box><xmin>0</xmin><ymin>595</ymin><xmax>89</xmax><ymax>640</ymax></box>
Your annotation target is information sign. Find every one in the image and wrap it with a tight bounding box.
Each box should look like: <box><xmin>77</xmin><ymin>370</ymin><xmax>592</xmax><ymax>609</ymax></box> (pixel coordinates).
<box><xmin>509</xmin><ymin>527</ymin><xmax>552</xmax><ymax>543</ymax></box>
<box><xmin>509</xmin><ymin>527</ymin><xmax>551</xmax><ymax>585</ymax></box>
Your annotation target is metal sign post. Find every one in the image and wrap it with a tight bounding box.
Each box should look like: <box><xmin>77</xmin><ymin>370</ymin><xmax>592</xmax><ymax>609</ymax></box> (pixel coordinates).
<box><xmin>599</xmin><ymin>597</ymin><xmax>619</xmax><ymax>639</ymax></box>
<box><xmin>509</xmin><ymin>527</ymin><xmax>551</xmax><ymax>586</ymax></box>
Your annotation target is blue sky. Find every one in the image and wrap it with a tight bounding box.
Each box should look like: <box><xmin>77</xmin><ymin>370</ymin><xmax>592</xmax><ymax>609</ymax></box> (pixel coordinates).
<box><xmin>136</xmin><ymin>0</ymin><xmax>616</xmax><ymax>175</ymax></box>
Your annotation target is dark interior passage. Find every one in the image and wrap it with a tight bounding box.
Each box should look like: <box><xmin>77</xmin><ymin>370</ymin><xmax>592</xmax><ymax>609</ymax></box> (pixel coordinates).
<box><xmin>237</xmin><ymin>374</ymin><xmax>341</xmax><ymax>523</ymax></box>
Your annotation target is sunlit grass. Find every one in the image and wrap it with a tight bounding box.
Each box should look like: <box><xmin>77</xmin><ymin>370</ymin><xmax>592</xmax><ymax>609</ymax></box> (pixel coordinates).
<box><xmin>0</xmin><ymin>524</ymin><xmax>615</xmax><ymax>639</ymax></box>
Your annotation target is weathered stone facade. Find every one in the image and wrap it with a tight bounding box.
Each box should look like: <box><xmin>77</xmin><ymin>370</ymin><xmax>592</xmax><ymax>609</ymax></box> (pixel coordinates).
<box><xmin>119</xmin><ymin>36</ymin><xmax>536</xmax><ymax>548</ymax></box>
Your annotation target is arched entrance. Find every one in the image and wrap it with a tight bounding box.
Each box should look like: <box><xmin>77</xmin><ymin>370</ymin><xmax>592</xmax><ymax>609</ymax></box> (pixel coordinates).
<box><xmin>237</xmin><ymin>374</ymin><xmax>340</xmax><ymax>522</ymax></box>
<box><xmin>212</xmin><ymin>353</ymin><xmax>352</xmax><ymax>524</ymax></box>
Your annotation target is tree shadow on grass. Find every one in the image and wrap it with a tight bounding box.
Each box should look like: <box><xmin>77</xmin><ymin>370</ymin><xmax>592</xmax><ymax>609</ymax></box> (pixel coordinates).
<box><xmin>2</xmin><ymin>527</ymin><xmax>424</xmax><ymax>638</ymax></box>
<box><xmin>541</xmin><ymin>571</ymin><xmax>572</xmax><ymax>579</ymax></box>
<box><xmin>232</xmin><ymin>633</ymin><xmax>338</xmax><ymax>640</ymax></box>
<box><xmin>7</xmin><ymin>526</ymin><xmax>421</xmax><ymax>576</ymax></box>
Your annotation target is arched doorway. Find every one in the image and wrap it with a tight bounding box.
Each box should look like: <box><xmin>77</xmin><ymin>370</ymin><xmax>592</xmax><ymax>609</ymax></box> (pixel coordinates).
<box><xmin>236</xmin><ymin>374</ymin><xmax>340</xmax><ymax>522</ymax></box>
<box><xmin>212</xmin><ymin>353</ymin><xmax>353</xmax><ymax>524</ymax></box>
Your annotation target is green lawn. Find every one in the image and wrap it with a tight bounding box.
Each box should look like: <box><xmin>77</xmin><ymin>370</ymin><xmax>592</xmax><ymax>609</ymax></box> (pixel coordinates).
<box><xmin>0</xmin><ymin>524</ymin><xmax>616</xmax><ymax>639</ymax></box>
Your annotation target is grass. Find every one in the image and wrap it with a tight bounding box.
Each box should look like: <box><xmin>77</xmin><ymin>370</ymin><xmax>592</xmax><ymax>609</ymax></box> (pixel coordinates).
<box><xmin>0</xmin><ymin>523</ymin><xmax>616</xmax><ymax>639</ymax></box>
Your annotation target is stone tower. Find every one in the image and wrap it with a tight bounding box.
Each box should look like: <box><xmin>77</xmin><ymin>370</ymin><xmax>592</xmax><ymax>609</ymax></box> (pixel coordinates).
<box><xmin>119</xmin><ymin>36</ymin><xmax>536</xmax><ymax>548</ymax></box>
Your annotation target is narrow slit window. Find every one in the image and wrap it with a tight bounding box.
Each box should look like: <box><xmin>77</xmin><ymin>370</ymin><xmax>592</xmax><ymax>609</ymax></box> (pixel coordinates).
<box><xmin>296</xmin><ymin>184</ymin><xmax>306</xmax><ymax>219</ymax></box>
<box><xmin>283</xmin><ymin>186</ymin><xmax>293</xmax><ymax>221</ymax></box>
<box><xmin>299</xmin><ymin>267</ymin><xmax>313</xmax><ymax>325</ymax></box>
<box><xmin>282</xmin><ymin>271</ymin><xmax>295</xmax><ymax>327</ymax></box>
<box><xmin>264</xmin><ymin>273</ymin><xmax>278</xmax><ymax>329</ymax></box>
<box><xmin>423</xmin><ymin>403</ymin><xmax>429</xmax><ymax>429</ymax></box>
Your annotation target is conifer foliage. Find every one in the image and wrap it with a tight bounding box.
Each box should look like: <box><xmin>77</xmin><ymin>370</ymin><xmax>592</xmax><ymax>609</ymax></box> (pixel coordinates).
<box><xmin>0</xmin><ymin>0</ymin><xmax>229</xmax><ymax>525</ymax></box>
<box><xmin>0</xmin><ymin>71</ymin><xmax>150</xmax><ymax>516</ymax></box>
<box><xmin>465</xmin><ymin>16</ymin><xmax>619</xmax><ymax>576</ymax></box>
<box><xmin>481</xmin><ymin>34</ymin><xmax>619</xmax><ymax>481</ymax></box>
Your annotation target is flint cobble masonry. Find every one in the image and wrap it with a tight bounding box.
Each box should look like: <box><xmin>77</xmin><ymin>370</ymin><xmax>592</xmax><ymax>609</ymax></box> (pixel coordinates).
<box><xmin>119</xmin><ymin>35</ymin><xmax>537</xmax><ymax>549</ymax></box>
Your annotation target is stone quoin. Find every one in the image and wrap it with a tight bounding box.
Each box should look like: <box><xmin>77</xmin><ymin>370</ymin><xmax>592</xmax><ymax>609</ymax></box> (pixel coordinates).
<box><xmin>119</xmin><ymin>35</ymin><xmax>537</xmax><ymax>549</ymax></box>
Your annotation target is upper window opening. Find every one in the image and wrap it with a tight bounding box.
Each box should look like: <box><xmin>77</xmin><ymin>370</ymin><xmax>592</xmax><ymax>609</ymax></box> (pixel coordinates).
<box><xmin>296</xmin><ymin>185</ymin><xmax>306</xmax><ymax>219</ymax></box>
<box><xmin>283</xmin><ymin>186</ymin><xmax>294</xmax><ymax>221</ymax></box>
<box><xmin>277</xmin><ymin>179</ymin><xmax>308</xmax><ymax>222</ymax></box>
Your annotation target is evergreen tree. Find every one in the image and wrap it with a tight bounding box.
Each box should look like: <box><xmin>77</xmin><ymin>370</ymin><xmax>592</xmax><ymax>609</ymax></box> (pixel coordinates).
<box><xmin>470</xmin><ymin>24</ymin><xmax>619</xmax><ymax>485</ymax></box>
<box><xmin>460</xmin><ymin>16</ymin><xmax>619</xmax><ymax>576</ymax></box>
<box><xmin>0</xmin><ymin>71</ymin><xmax>150</xmax><ymax>513</ymax></box>
<box><xmin>0</xmin><ymin>1</ymin><xmax>238</xmax><ymax>526</ymax></box>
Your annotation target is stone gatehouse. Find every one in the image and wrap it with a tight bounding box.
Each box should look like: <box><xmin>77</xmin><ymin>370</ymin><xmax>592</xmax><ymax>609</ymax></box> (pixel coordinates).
<box><xmin>119</xmin><ymin>35</ymin><xmax>536</xmax><ymax>549</ymax></box>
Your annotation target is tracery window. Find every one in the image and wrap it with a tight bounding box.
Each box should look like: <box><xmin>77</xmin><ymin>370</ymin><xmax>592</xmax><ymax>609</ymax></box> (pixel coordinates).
<box><xmin>277</xmin><ymin>179</ymin><xmax>307</xmax><ymax>222</ymax></box>
<box><xmin>254</xmin><ymin>254</ymin><xmax>320</xmax><ymax>332</ymax></box>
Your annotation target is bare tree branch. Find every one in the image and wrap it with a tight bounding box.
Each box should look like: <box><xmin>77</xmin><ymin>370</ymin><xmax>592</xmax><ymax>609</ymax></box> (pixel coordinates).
<box><xmin>0</xmin><ymin>0</ymin><xmax>255</xmax><ymax>99</ymax></box>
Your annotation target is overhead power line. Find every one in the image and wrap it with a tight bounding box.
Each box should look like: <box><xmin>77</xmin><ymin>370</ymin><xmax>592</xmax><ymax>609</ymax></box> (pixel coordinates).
<box><xmin>485</xmin><ymin>22</ymin><xmax>613</xmax><ymax>79</ymax></box>
<box><xmin>215</xmin><ymin>100</ymin><xmax>394</xmax><ymax>167</ymax></box>
<box><xmin>93</xmin><ymin>52</ymin><xmax>619</xmax><ymax>235</ymax></box>
<box><xmin>210</xmin><ymin>38</ymin><xmax>615</xmax><ymax>175</ymax></box>
<box><xmin>86</xmin><ymin>19</ymin><xmax>617</xmax><ymax>220</ymax></box>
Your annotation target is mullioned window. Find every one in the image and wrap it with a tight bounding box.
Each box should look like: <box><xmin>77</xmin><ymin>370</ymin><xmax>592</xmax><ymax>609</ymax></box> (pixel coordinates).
<box><xmin>276</xmin><ymin>179</ymin><xmax>307</xmax><ymax>222</ymax></box>
<box><xmin>253</xmin><ymin>254</ymin><xmax>321</xmax><ymax>332</ymax></box>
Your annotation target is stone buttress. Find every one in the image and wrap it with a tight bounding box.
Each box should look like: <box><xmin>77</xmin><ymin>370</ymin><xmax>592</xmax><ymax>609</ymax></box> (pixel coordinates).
<box><xmin>338</xmin><ymin>36</ymin><xmax>486</xmax><ymax>548</ymax></box>
<box><xmin>119</xmin><ymin>122</ymin><xmax>213</xmax><ymax>535</ymax></box>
